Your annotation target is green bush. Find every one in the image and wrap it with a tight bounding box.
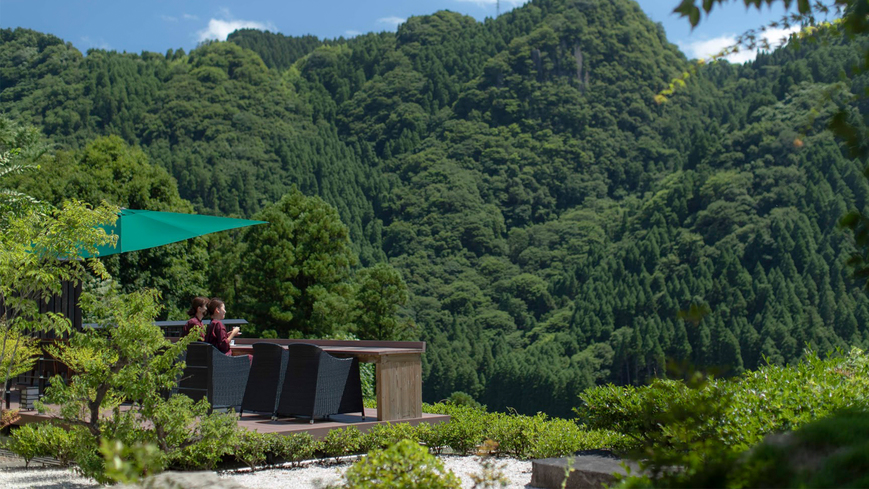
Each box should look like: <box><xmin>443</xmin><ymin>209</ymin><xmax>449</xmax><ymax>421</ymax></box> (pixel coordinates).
<box><xmin>231</xmin><ymin>430</ymin><xmax>273</xmax><ymax>470</ymax></box>
<box><xmin>737</xmin><ymin>408</ymin><xmax>869</xmax><ymax>488</ymax></box>
<box><xmin>579</xmin><ymin>348</ymin><xmax>869</xmax><ymax>487</ymax></box>
<box><xmin>169</xmin><ymin>410</ymin><xmax>239</xmax><ymax>470</ymax></box>
<box><xmin>578</xmin><ymin>348</ymin><xmax>869</xmax><ymax>454</ymax></box>
<box><xmin>100</xmin><ymin>439</ymin><xmax>163</xmax><ymax>484</ymax></box>
<box><xmin>363</xmin><ymin>422</ymin><xmax>419</xmax><ymax>451</ymax></box>
<box><xmin>487</xmin><ymin>411</ymin><xmax>544</xmax><ymax>458</ymax></box>
<box><xmin>445</xmin><ymin>391</ymin><xmax>485</xmax><ymax>410</ymax></box>
<box><xmin>10</xmin><ymin>422</ymin><xmax>88</xmax><ymax>468</ymax></box>
<box><xmin>322</xmin><ymin>426</ymin><xmax>366</xmax><ymax>458</ymax></box>
<box><xmin>440</xmin><ymin>414</ymin><xmax>487</xmax><ymax>455</ymax></box>
<box><xmin>274</xmin><ymin>432</ymin><xmax>320</xmax><ymax>465</ymax></box>
<box><xmin>7</xmin><ymin>422</ymin><xmax>61</xmax><ymax>468</ymax></box>
<box><xmin>423</xmin><ymin>401</ymin><xmax>626</xmax><ymax>458</ymax></box>
<box><xmin>616</xmin><ymin>408</ymin><xmax>869</xmax><ymax>488</ymax></box>
<box><xmin>339</xmin><ymin>439</ymin><xmax>461</xmax><ymax>488</ymax></box>
<box><xmin>413</xmin><ymin>421</ymin><xmax>447</xmax><ymax>454</ymax></box>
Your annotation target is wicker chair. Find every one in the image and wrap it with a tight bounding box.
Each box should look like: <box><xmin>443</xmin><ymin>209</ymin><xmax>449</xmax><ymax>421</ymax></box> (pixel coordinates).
<box><xmin>161</xmin><ymin>350</ymin><xmax>187</xmax><ymax>400</ymax></box>
<box><xmin>275</xmin><ymin>343</ymin><xmax>365</xmax><ymax>423</ymax></box>
<box><xmin>240</xmin><ymin>342</ymin><xmax>288</xmax><ymax>417</ymax></box>
<box><xmin>178</xmin><ymin>342</ymin><xmax>250</xmax><ymax>412</ymax></box>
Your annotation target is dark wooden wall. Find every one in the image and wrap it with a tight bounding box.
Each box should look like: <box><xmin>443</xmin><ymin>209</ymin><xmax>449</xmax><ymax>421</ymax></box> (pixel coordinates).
<box><xmin>0</xmin><ymin>279</ymin><xmax>83</xmax><ymax>334</ymax></box>
<box><xmin>1</xmin><ymin>280</ymin><xmax>82</xmax><ymax>393</ymax></box>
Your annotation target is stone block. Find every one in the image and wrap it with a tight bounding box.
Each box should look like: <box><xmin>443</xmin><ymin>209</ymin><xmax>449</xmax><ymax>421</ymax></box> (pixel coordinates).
<box><xmin>531</xmin><ymin>453</ymin><xmax>640</xmax><ymax>489</ymax></box>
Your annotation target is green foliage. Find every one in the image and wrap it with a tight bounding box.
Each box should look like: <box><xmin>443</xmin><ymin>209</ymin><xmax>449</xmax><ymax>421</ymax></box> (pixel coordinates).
<box><xmin>321</xmin><ymin>426</ymin><xmax>366</xmax><ymax>458</ymax></box>
<box><xmin>31</xmin><ymin>285</ymin><xmax>245</xmax><ymax>480</ymax></box>
<box><xmin>363</xmin><ymin>422</ymin><xmax>420</xmax><ymax>451</ymax></box>
<box><xmin>8</xmin><ymin>400</ymin><xmax>625</xmax><ymax>475</ymax></box>
<box><xmin>616</xmin><ymin>408</ymin><xmax>869</xmax><ymax>489</ymax></box>
<box><xmin>100</xmin><ymin>439</ymin><xmax>163</xmax><ymax>484</ymax></box>
<box><xmin>726</xmin><ymin>408</ymin><xmax>869</xmax><ymax>488</ymax></box>
<box><xmin>5</xmin><ymin>0</ymin><xmax>869</xmax><ymax>416</ymax></box>
<box><xmin>0</xmin><ymin>199</ymin><xmax>117</xmax><ymax>401</ymax></box>
<box><xmin>579</xmin><ymin>348</ymin><xmax>869</xmax><ymax>487</ymax></box>
<box><xmin>445</xmin><ymin>391</ymin><xmax>485</xmax><ymax>410</ymax></box>
<box><xmin>355</xmin><ymin>262</ymin><xmax>414</xmax><ymax>340</ymax></box>
<box><xmin>7</xmin><ymin>422</ymin><xmax>70</xmax><ymax>468</ymax></box>
<box><xmin>0</xmin><ymin>330</ymin><xmax>39</xmax><ymax>383</ymax></box>
<box><xmin>230</xmin><ymin>430</ymin><xmax>273</xmax><ymax>471</ymax></box>
<box><xmin>238</xmin><ymin>188</ymin><xmax>358</xmax><ymax>338</ymax></box>
<box><xmin>273</xmin><ymin>432</ymin><xmax>320</xmax><ymax>465</ymax></box>
<box><xmin>421</xmin><ymin>402</ymin><xmax>628</xmax><ymax>458</ymax></box>
<box><xmin>437</xmin><ymin>408</ymin><xmax>487</xmax><ymax>455</ymax></box>
<box><xmin>0</xmin><ymin>115</ymin><xmax>47</xmax><ymax>222</ymax></box>
<box><xmin>170</xmin><ymin>410</ymin><xmax>240</xmax><ymax>471</ymax></box>
<box><xmin>339</xmin><ymin>439</ymin><xmax>461</xmax><ymax>489</ymax></box>
<box><xmin>12</xmin><ymin>134</ymin><xmax>209</xmax><ymax>318</ymax></box>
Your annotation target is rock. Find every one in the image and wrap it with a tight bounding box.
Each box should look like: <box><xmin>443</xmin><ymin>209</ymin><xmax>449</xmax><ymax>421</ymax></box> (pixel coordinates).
<box><xmin>531</xmin><ymin>455</ymin><xmax>641</xmax><ymax>489</ymax></box>
<box><xmin>127</xmin><ymin>471</ymin><xmax>245</xmax><ymax>489</ymax></box>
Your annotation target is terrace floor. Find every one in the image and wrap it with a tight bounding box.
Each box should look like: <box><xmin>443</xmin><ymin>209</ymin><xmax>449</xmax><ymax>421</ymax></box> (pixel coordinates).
<box><xmin>5</xmin><ymin>390</ymin><xmax>450</xmax><ymax>439</ymax></box>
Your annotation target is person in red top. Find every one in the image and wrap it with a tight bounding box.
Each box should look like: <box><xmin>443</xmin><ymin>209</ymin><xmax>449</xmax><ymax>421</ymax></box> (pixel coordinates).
<box><xmin>182</xmin><ymin>296</ymin><xmax>209</xmax><ymax>339</ymax></box>
<box><xmin>204</xmin><ymin>298</ymin><xmax>240</xmax><ymax>355</ymax></box>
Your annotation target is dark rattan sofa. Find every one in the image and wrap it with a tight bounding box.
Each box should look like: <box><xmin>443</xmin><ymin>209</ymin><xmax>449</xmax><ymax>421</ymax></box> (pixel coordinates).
<box><xmin>275</xmin><ymin>343</ymin><xmax>365</xmax><ymax>423</ymax></box>
<box><xmin>240</xmin><ymin>342</ymin><xmax>288</xmax><ymax>417</ymax></box>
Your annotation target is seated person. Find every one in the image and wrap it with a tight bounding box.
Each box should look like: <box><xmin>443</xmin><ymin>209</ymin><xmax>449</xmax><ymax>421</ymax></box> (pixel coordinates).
<box><xmin>204</xmin><ymin>298</ymin><xmax>240</xmax><ymax>355</ymax></box>
<box><xmin>182</xmin><ymin>296</ymin><xmax>209</xmax><ymax>339</ymax></box>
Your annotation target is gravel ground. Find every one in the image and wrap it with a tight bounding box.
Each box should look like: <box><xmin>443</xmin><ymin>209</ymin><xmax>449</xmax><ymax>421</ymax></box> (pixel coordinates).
<box><xmin>0</xmin><ymin>455</ymin><xmax>540</xmax><ymax>488</ymax></box>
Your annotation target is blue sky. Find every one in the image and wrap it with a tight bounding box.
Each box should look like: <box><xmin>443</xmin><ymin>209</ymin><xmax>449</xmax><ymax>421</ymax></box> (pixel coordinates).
<box><xmin>1</xmin><ymin>0</ymin><xmax>822</xmax><ymax>63</ymax></box>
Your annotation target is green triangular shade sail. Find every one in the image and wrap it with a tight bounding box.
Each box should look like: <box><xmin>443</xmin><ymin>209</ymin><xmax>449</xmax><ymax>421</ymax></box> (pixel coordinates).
<box><xmin>81</xmin><ymin>209</ymin><xmax>267</xmax><ymax>258</ymax></box>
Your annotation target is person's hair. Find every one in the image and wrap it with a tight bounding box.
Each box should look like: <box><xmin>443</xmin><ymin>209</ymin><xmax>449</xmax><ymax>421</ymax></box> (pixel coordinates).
<box><xmin>206</xmin><ymin>298</ymin><xmax>225</xmax><ymax>316</ymax></box>
<box><xmin>186</xmin><ymin>296</ymin><xmax>209</xmax><ymax>317</ymax></box>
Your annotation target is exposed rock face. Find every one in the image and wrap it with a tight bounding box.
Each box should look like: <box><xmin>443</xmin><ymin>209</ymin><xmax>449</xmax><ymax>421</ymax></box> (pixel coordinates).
<box><xmin>573</xmin><ymin>45</ymin><xmax>589</xmax><ymax>91</ymax></box>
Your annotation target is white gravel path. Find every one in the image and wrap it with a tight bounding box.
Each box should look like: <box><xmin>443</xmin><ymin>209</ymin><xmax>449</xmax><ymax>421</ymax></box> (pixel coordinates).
<box><xmin>0</xmin><ymin>455</ymin><xmax>541</xmax><ymax>488</ymax></box>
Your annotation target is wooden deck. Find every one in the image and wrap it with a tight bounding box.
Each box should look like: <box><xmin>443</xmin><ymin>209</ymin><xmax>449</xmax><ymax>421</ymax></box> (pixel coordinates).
<box><xmin>5</xmin><ymin>391</ymin><xmax>450</xmax><ymax>439</ymax></box>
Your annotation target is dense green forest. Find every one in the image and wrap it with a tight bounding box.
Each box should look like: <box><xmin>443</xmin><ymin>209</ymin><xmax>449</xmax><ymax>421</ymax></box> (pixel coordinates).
<box><xmin>3</xmin><ymin>0</ymin><xmax>869</xmax><ymax>417</ymax></box>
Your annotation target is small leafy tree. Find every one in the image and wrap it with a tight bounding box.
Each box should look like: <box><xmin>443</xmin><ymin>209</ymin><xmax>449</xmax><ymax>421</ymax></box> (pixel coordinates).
<box><xmin>35</xmin><ymin>286</ymin><xmax>238</xmax><ymax>482</ymax></box>
<box><xmin>0</xmin><ymin>201</ymin><xmax>117</xmax><ymax>408</ymax></box>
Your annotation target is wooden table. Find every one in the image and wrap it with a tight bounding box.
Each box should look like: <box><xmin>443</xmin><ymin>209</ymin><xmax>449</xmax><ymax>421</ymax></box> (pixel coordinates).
<box><xmin>230</xmin><ymin>338</ymin><xmax>425</xmax><ymax>422</ymax></box>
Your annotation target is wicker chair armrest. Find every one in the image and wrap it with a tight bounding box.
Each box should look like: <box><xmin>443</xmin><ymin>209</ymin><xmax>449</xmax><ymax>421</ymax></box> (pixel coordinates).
<box><xmin>210</xmin><ymin>353</ymin><xmax>251</xmax><ymax>410</ymax></box>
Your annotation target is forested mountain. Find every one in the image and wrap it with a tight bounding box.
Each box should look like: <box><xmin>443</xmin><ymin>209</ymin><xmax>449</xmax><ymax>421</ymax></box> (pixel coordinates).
<box><xmin>3</xmin><ymin>0</ymin><xmax>869</xmax><ymax>417</ymax></box>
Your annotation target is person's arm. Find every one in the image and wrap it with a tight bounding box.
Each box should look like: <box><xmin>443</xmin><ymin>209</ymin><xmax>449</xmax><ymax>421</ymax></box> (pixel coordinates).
<box><xmin>227</xmin><ymin>326</ymin><xmax>240</xmax><ymax>341</ymax></box>
<box><xmin>215</xmin><ymin>322</ymin><xmax>231</xmax><ymax>353</ymax></box>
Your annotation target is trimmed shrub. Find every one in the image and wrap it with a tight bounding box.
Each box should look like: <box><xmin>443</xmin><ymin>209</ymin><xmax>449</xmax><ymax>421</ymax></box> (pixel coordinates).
<box><xmin>363</xmin><ymin>422</ymin><xmax>419</xmax><ymax>451</ymax></box>
<box><xmin>7</xmin><ymin>422</ymin><xmax>60</xmax><ymax>468</ymax></box>
<box><xmin>340</xmin><ymin>439</ymin><xmax>461</xmax><ymax>488</ymax></box>
<box><xmin>322</xmin><ymin>426</ymin><xmax>366</xmax><ymax>458</ymax></box>
<box><xmin>169</xmin><ymin>411</ymin><xmax>239</xmax><ymax>470</ymax></box>
<box><xmin>274</xmin><ymin>432</ymin><xmax>320</xmax><ymax>465</ymax></box>
<box><xmin>231</xmin><ymin>430</ymin><xmax>273</xmax><ymax>470</ymax></box>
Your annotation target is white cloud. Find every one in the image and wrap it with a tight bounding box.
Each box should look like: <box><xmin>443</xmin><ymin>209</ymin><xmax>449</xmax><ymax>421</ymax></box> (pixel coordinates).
<box><xmin>345</xmin><ymin>30</ymin><xmax>362</xmax><ymax>37</ymax></box>
<box><xmin>183</xmin><ymin>13</ymin><xmax>199</xmax><ymax>21</ymax></box>
<box><xmin>680</xmin><ymin>25</ymin><xmax>801</xmax><ymax>64</ymax></box>
<box><xmin>197</xmin><ymin>18</ymin><xmax>277</xmax><ymax>42</ymax></box>
<box><xmin>377</xmin><ymin>16</ymin><xmax>406</xmax><ymax>27</ymax></box>
<box><xmin>161</xmin><ymin>15</ymin><xmax>178</xmax><ymax>22</ymax></box>
<box><xmin>81</xmin><ymin>36</ymin><xmax>110</xmax><ymax>51</ymax></box>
